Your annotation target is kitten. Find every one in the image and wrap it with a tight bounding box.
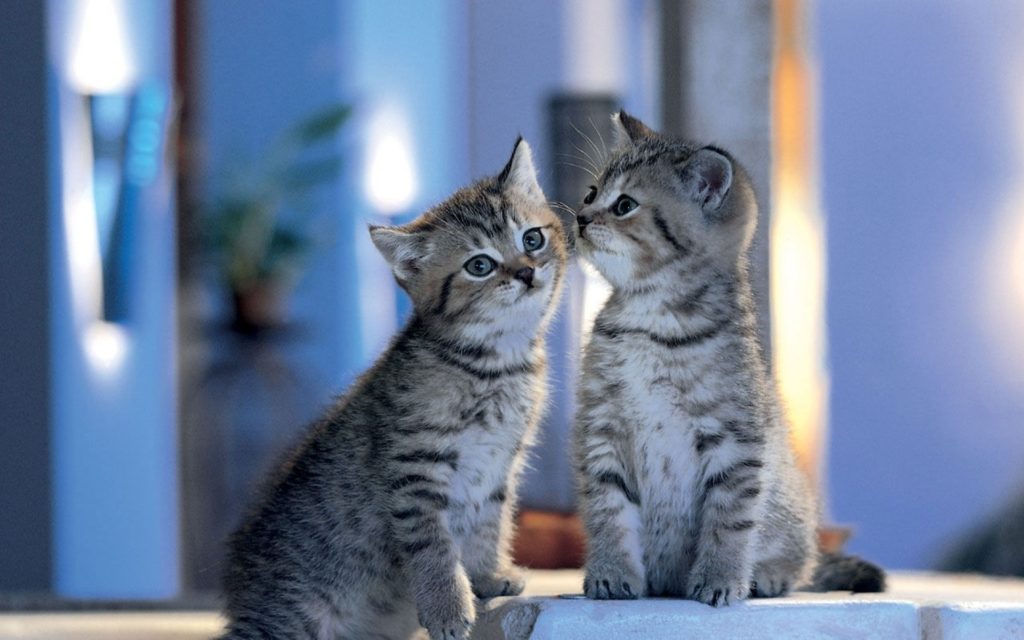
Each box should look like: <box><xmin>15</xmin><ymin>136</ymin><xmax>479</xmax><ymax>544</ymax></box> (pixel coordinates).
<box><xmin>221</xmin><ymin>138</ymin><xmax>567</xmax><ymax>640</ymax></box>
<box><xmin>572</xmin><ymin>111</ymin><xmax>883</xmax><ymax>606</ymax></box>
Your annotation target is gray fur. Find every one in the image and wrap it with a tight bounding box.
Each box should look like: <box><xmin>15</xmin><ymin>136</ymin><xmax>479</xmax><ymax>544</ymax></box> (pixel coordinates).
<box><xmin>221</xmin><ymin>138</ymin><xmax>567</xmax><ymax>639</ymax></box>
<box><xmin>572</xmin><ymin>111</ymin><xmax>881</xmax><ymax>607</ymax></box>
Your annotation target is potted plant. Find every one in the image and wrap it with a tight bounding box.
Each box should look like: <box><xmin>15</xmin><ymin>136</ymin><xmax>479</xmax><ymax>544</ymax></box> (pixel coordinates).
<box><xmin>203</xmin><ymin>104</ymin><xmax>351</xmax><ymax>333</ymax></box>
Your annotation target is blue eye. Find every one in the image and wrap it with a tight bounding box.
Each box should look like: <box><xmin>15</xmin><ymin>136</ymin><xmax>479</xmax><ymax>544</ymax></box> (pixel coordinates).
<box><xmin>614</xmin><ymin>195</ymin><xmax>638</xmax><ymax>216</ymax></box>
<box><xmin>523</xmin><ymin>227</ymin><xmax>545</xmax><ymax>252</ymax></box>
<box><xmin>464</xmin><ymin>254</ymin><xmax>497</xmax><ymax>277</ymax></box>
<box><xmin>583</xmin><ymin>185</ymin><xmax>597</xmax><ymax>205</ymax></box>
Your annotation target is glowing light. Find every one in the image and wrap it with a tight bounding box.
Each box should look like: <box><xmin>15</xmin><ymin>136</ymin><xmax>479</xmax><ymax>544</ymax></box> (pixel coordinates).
<box><xmin>580</xmin><ymin>262</ymin><xmax>612</xmax><ymax>345</ymax></box>
<box><xmin>84</xmin><ymin>321</ymin><xmax>129</xmax><ymax>375</ymax></box>
<box><xmin>981</xmin><ymin>73</ymin><xmax>1024</xmax><ymax>388</ymax></box>
<box><xmin>67</xmin><ymin>0</ymin><xmax>136</xmax><ymax>94</ymax></box>
<box><xmin>365</xmin><ymin>110</ymin><xmax>418</xmax><ymax>214</ymax></box>
<box><xmin>771</xmin><ymin>0</ymin><xmax>828</xmax><ymax>484</ymax></box>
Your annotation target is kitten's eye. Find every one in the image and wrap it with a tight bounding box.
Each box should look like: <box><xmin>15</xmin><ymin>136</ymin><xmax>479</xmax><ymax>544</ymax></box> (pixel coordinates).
<box><xmin>614</xmin><ymin>195</ymin><xmax>639</xmax><ymax>216</ymax></box>
<box><xmin>522</xmin><ymin>227</ymin><xmax>545</xmax><ymax>252</ymax></box>
<box><xmin>463</xmin><ymin>254</ymin><xmax>497</xmax><ymax>277</ymax></box>
<box><xmin>583</xmin><ymin>185</ymin><xmax>597</xmax><ymax>205</ymax></box>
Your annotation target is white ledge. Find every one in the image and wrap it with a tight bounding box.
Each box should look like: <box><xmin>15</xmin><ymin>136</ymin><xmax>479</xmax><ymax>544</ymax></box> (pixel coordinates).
<box><xmin>476</xmin><ymin>570</ymin><xmax>1024</xmax><ymax>640</ymax></box>
<box><xmin>0</xmin><ymin>572</ymin><xmax>1021</xmax><ymax>639</ymax></box>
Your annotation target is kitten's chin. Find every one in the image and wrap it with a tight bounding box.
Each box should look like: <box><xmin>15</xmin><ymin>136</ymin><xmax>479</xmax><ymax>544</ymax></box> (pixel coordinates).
<box><xmin>580</xmin><ymin>252</ymin><xmax>631</xmax><ymax>290</ymax></box>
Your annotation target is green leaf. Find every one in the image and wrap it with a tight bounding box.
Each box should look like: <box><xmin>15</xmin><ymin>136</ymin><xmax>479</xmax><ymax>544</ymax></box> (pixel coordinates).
<box><xmin>277</xmin><ymin>155</ymin><xmax>344</xmax><ymax>194</ymax></box>
<box><xmin>288</xmin><ymin>104</ymin><xmax>352</xmax><ymax>147</ymax></box>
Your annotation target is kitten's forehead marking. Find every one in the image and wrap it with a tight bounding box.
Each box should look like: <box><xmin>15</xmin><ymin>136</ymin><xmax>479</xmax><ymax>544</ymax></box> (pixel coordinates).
<box><xmin>597</xmin><ymin>175</ymin><xmax>627</xmax><ymax>207</ymax></box>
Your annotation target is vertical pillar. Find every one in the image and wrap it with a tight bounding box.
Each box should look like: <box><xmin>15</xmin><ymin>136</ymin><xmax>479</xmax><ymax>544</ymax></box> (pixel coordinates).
<box><xmin>0</xmin><ymin>0</ymin><xmax>53</xmax><ymax>592</ymax></box>
<box><xmin>661</xmin><ymin>0</ymin><xmax>775</xmax><ymax>360</ymax></box>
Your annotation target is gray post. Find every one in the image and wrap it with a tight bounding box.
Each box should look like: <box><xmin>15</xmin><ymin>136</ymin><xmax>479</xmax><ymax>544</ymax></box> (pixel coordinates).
<box><xmin>0</xmin><ymin>0</ymin><xmax>53</xmax><ymax>591</ymax></box>
<box><xmin>660</xmin><ymin>0</ymin><xmax>774</xmax><ymax>361</ymax></box>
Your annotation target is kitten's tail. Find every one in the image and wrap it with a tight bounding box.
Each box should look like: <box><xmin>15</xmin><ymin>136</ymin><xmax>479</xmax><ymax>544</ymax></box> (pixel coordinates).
<box><xmin>807</xmin><ymin>552</ymin><xmax>887</xmax><ymax>593</ymax></box>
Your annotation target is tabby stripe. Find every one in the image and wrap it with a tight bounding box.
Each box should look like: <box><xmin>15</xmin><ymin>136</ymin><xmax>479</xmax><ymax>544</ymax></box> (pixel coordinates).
<box><xmin>593</xmin><ymin>317</ymin><xmax>729</xmax><ymax>349</ymax></box>
<box><xmin>422</xmin><ymin>339</ymin><xmax>538</xmax><ymax>380</ymax></box>
<box><xmin>392</xmin><ymin>449</ymin><xmax>459</xmax><ymax>468</ymax></box>
<box><xmin>459</xmin><ymin>216</ymin><xmax>498</xmax><ymax>238</ymax></box>
<box><xmin>723</xmin><ymin>520</ymin><xmax>756</xmax><ymax>531</ymax></box>
<box><xmin>594</xmin><ymin>471</ymin><xmax>641</xmax><ymax>506</ymax></box>
<box><xmin>652</xmin><ymin>209</ymin><xmax>687</xmax><ymax>253</ymax></box>
<box><xmin>739</xmin><ymin>486</ymin><xmax>761</xmax><ymax>499</ymax></box>
<box><xmin>403</xmin><ymin>539</ymin><xmax>433</xmax><ymax>555</ymax></box>
<box><xmin>390</xmin><ymin>507</ymin><xmax>424</xmax><ymax>520</ymax></box>
<box><xmin>488</xmin><ymin>487</ymin><xmax>507</xmax><ymax>503</ymax></box>
<box><xmin>393</xmin><ymin>423</ymin><xmax>466</xmax><ymax>436</ymax></box>
<box><xmin>407</xmin><ymin>488</ymin><xmax>449</xmax><ymax>509</ymax></box>
<box><xmin>704</xmin><ymin>458</ymin><xmax>763</xmax><ymax>492</ymax></box>
<box><xmin>387</xmin><ymin>474</ymin><xmax>439</xmax><ymax>491</ymax></box>
<box><xmin>668</xmin><ymin>283</ymin><xmax>710</xmax><ymax>314</ymax></box>
<box><xmin>433</xmin><ymin>273</ymin><xmax>456</xmax><ymax>316</ymax></box>
<box><xmin>695</xmin><ymin>432</ymin><xmax>725</xmax><ymax>454</ymax></box>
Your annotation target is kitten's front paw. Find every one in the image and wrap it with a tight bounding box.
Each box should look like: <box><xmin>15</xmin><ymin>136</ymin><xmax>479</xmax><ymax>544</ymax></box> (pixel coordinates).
<box><xmin>418</xmin><ymin>578</ymin><xmax>476</xmax><ymax>640</ymax></box>
<box><xmin>471</xmin><ymin>567</ymin><xmax>526</xmax><ymax>599</ymax></box>
<box><xmin>750</xmin><ymin>565</ymin><xmax>794</xmax><ymax>598</ymax></box>
<box><xmin>688</xmin><ymin>564</ymin><xmax>750</xmax><ymax>607</ymax></box>
<box><xmin>583</xmin><ymin>560</ymin><xmax>644</xmax><ymax>600</ymax></box>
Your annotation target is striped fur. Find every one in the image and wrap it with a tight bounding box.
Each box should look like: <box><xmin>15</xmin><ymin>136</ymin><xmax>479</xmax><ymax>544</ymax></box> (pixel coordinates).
<box><xmin>221</xmin><ymin>138</ymin><xmax>566</xmax><ymax>639</ymax></box>
<box><xmin>573</xmin><ymin>112</ymin><xmax>882</xmax><ymax>607</ymax></box>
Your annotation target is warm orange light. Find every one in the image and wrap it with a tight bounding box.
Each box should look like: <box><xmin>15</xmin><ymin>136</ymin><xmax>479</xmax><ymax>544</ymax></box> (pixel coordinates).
<box><xmin>771</xmin><ymin>0</ymin><xmax>828</xmax><ymax>485</ymax></box>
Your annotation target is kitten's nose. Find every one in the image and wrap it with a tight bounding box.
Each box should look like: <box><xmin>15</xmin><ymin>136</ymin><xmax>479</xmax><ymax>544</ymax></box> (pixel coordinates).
<box><xmin>514</xmin><ymin>266</ymin><xmax>535</xmax><ymax>287</ymax></box>
<box><xmin>576</xmin><ymin>214</ymin><xmax>592</xmax><ymax>231</ymax></box>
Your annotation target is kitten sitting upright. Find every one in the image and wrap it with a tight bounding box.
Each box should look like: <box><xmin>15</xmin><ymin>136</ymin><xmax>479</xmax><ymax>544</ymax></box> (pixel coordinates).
<box><xmin>221</xmin><ymin>138</ymin><xmax>566</xmax><ymax>640</ymax></box>
<box><xmin>572</xmin><ymin>111</ymin><xmax>883</xmax><ymax>606</ymax></box>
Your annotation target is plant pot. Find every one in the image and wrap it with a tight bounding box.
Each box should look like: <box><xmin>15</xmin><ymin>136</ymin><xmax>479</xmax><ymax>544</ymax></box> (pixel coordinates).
<box><xmin>230</xmin><ymin>285</ymin><xmax>288</xmax><ymax>334</ymax></box>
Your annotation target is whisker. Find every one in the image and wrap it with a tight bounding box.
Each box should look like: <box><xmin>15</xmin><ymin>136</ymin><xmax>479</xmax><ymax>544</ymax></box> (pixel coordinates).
<box><xmin>571</xmin><ymin>120</ymin><xmax>604</xmax><ymax>167</ymax></box>
<box><xmin>588</xmin><ymin>116</ymin><xmax>609</xmax><ymax>160</ymax></box>
<box><xmin>556</xmin><ymin>160</ymin><xmax>598</xmax><ymax>180</ymax></box>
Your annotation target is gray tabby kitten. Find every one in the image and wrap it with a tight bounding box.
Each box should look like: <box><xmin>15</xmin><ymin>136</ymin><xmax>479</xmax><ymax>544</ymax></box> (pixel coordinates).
<box><xmin>573</xmin><ymin>111</ymin><xmax>883</xmax><ymax>606</ymax></box>
<box><xmin>221</xmin><ymin>138</ymin><xmax>566</xmax><ymax>640</ymax></box>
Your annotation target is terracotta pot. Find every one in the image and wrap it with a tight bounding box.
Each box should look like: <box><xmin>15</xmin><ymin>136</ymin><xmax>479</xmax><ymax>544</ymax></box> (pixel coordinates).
<box><xmin>230</xmin><ymin>285</ymin><xmax>288</xmax><ymax>333</ymax></box>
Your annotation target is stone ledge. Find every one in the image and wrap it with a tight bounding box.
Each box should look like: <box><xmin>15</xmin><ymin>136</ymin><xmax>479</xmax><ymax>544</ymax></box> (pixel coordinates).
<box><xmin>475</xmin><ymin>571</ymin><xmax>1024</xmax><ymax>640</ymax></box>
<box><xmin>0</xmin><ymin>572</ymin><xmax>1021</xmax><ymax>639</ymax></box>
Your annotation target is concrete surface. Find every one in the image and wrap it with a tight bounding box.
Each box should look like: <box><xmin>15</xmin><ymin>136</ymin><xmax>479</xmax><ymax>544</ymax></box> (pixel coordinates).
<box><xmin>1</xmin><ymin>571</ymin><xmax>1021</xmax><ymax>639</ymax></box>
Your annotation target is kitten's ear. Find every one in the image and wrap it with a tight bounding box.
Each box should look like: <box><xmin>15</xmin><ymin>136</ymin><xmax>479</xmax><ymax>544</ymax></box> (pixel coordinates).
<box><xmin>675</xmin><ymin>147</ymin><xmax>734</xmax><ymax>211</ymax></box>
<box><xmin>369</xmin><ymin>224</ymin><xmax>427</xmax><ymax>281</ymax></box>
<box><xmin>611</xmin><ymin>110</ymin><xmax>655</xmax><ymax>149</ymax></box>
<box><xmin>497</xmin><ymin>136</ymin><xmax>544</xmax><ymax>202</ymax></box>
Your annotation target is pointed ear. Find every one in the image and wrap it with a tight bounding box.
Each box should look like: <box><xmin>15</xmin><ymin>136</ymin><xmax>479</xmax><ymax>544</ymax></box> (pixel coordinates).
<box><xmin>497</xmin><ymin>136</ymin><xmax>544</xmax><ymax>202</ymax></box>
<box><xmin>676</xmin><ymin>147</ymin><xmax>734</xmax><ymax>211</ymax></box>
<box><xmin>611</xmin><ymin>110</ymin><xmax>655</xmax><ymax>149</ymax></box>
<box><xmin>369</xmin><ymin>224</ymin><xmax>427</xmax><ymax>281</ymax></box>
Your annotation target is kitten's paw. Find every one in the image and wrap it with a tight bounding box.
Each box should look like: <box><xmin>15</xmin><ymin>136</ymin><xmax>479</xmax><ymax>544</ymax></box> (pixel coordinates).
<box><xmin>583</xmin><ymin>561</ymin><xmax>644</xmax><ymax>600</ymax></box>
<box><xmin>688</xmin><ymin>565</ymin><xmax>751</xmax><ymax>607</ymax></box>
<box><xmin>471</xmin><ymin>568</ymin><xmax>526</xmax><ymax>599</ymax></box>
<box><xmin>418</xmin><ymin>579</ymin><xmax>476</xmax><ymax>640</ymax></box>
<box><xmin>750</xmin><ymin>565</ymin><xmax>794</xmax><ymax>598</ymax></box>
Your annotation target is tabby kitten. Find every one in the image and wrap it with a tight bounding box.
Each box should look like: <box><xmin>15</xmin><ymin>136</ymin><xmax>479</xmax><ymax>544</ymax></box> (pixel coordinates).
<box><xmin>221</xmin><ymin>138</ymin><xmax>566</xmax><ymax>640</ymax></box>
<box><xmin>572</xmin><ymin>111</ymin><xmax>883</xmax><ymax>606</ymax></box>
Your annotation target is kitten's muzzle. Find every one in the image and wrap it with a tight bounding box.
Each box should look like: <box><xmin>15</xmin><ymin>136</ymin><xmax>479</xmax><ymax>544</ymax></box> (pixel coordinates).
<box><xmin>576</xmin><ymin>213</ymin><xmax>593</xmax><ymax>234</ymax></box>
<box><xmin>514</xmin><ymin>266</ymin><xmax>535</xmax><ymax>288</ymax></box>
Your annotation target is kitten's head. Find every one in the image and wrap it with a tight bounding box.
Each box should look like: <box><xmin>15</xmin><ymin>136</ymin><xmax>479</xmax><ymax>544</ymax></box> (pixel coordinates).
<box><xmin>575</xmin><ymin>110</ymin><xmax>757</xmax><ymax>290</ymax></box>
<box><xmin>370</xmin><ymin>138</ymin><xmax>566</xmax><ymax>339</ymax></box>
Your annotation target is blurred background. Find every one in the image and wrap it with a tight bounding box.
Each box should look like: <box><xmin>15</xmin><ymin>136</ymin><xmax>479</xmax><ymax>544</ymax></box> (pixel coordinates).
<box><xmin>1</xmin><ymin>0</ymin><xmax>1023</xmax><ymax>603</ymax></box>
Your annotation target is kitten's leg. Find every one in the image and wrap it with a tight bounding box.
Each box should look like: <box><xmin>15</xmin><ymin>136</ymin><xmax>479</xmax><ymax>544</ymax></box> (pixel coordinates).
<box><xmin>576</xmin><ymin>426</ymin><xmax>645</xmax><ymax>600</ymax></box>
<box><xmin>459</xmin><ymin>475</ymin><xmax>526</xmax><ymax>599</ymax></box>
<box><xmin>389</xmin><ymin>462</ymin><xmax>474</xmax><ymax>640</ymax></box>
<box><xmin>687</xmin><ymin>428</ymin><xmax>765</xmax><ymax>607</ymax></box>
<box><xmin>750</xmin><ymin>477</ymin><xmax>816</xmax><ymax>597</ymax></box>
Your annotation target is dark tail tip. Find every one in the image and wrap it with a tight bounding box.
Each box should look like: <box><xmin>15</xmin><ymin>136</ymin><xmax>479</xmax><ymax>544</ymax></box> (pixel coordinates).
<box><xmin>811</xmin><ymin>553</ymin><xmax>887</xmax><ymax>593</ymax></box>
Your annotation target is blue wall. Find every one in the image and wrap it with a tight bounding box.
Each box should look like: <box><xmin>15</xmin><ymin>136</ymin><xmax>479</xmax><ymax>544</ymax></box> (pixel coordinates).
<box><xmin>48</xmin><ymin>0</ymin><xmax>179</xmax><ymax>597</ymax></box>
<box><xmin>819</xmin><ymin>0</ymin><xmax>1024</xmax><ymax>569</ymax></box>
